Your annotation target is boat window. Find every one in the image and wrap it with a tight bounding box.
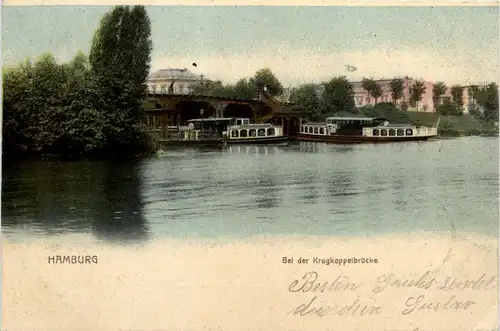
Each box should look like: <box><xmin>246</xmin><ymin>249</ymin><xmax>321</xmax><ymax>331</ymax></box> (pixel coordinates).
<box><xmin>314</xmin><ymin>127</ymin><xmax>319</xmax><ymax>134</ymax></box>
<box><xmin>308</xmin><ymin>127</ymin><xmax>313</xmax><ymax>134</ymax></box>
<box><xmin>240</xmin><ymin>129</ymin><xmax>248</xmax><ymax>138</ymax></box>
<box><xmin>236</xmin><ymin>119</ymin><xmax>242</xmax><ymax>125</ymax></box>
<box><xmin>320</xmin><ymin>127</ymin><xmax>325</xmax><ymax>135</ymax></box>
<box><xmin>327</xmin><ymin>119</ymin><xmax>332</xmax><ymax>124</ymax></box>
<box><xmin>381</xmin><ymin>129</ymin><xmax>388</xmax><ymax>136</ymax></box>
<box><xmin>258</xmin><ymin>128</ymin><xmax>266</xmax><ymax>136</ymax></box>
<box><xmin>243</xmin><ymin>119</ymin><xmax>250</xmax><ymax>124</ymax></box>
<box><xmin>406</xmin><ymin>129</ymin><xmax>413</xmax><ymax>136</ymax></box>
<box><xmin>373</xmin><ymin>129</ymin><xmax>379</xmax><ymax>136</ymax></box>
<box><xmin>397</xmin><ymin>129</ymin><xmax>404</xmax><ymax>136</ymax></box>
<box><xmin>231</xmin><ymin>130</ymin><xmax>239</xmax><ymax>138</ymax></box>
<box><xmin>249</xmin><ymin>129</ymin><xmax>257</xmax><ymax>137</ymax></box>
<box><xmin>389</xmin><ymin>129</ymin><xmax>396</xmax><ymax>136</ymax></box>
<box><xmin>267</xmin><ymin>128</ymin><xmax>275</xmax><ymax>136</ymax></box>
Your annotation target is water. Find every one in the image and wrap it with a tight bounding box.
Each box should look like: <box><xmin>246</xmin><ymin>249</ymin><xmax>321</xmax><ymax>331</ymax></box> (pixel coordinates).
<box><xmin>2</xmin><ymin>137</ymin><xmax>498</xmax><ymax>242</ymax></box>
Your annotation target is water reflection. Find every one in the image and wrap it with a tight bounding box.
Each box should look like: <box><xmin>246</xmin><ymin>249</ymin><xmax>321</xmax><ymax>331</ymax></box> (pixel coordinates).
<box><xmin>2</xmin><ymin>137</ymin><xmax>499</xmax><ymax>240</ymax></box>
<box><xmin>2</xmin><ymin>160</ymin><xmax>148</xmax><ymax>242</ymax></box>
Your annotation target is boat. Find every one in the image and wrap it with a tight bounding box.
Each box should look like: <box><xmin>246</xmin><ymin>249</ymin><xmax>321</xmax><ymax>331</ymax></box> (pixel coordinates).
<box><xmin>166</xmin><ymin>117</ymin><xmax>288</xmax><ymax>146</ymax></box>
<box><xmin>223</xmin><ymin>119</ymin><xmax>288</xmax><ymax>145</ymax></box>
<box><xmin>296</xmin><ymin>116</ymin><xmax>438</xmax><ymax>144</ymax></box>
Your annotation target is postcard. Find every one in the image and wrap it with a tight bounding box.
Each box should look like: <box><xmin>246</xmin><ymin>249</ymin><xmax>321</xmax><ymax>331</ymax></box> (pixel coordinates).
<box><xmin>1</xmin><ymin>2</ymin><xmax>499</xmax><ymax>331</ymax></box>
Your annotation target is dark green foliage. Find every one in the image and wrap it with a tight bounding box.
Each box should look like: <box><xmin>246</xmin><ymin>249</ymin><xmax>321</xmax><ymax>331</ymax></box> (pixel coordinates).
<box><xmin>248</xmin><ymin>68</ymin><xmax>283</xmax><ymax>96</ymax></box>
<box><xmin>475</xmin><ymin>83</ymin><xmax>499</xmax><ymax>122</ymax></box>
<box><xmin>389</xmin><ymin>78</ymin><xmax>404</xmax><ymax>105</ymax></box>
<box><xmin>436</xmin><ymin>101</ymin><xmax>463</xmax><ymax>116</ymax></box>
<box><xmin>191</xmin><ymin>69</ymin><xmax>282</xmax><ymax>100</ymax></box>
<box><xmin>450</xmin><ymin>85</ymin><xmax>464</xmax><ymax>107</ymax></box>
<box><xmin>321</xmin><ymin>76</ymin><xmax>356</xmax><ymax>114</ymax></box>
<box><xmin>432</xmin><ymin>82</ymin><xmax>447</xmax><ymax>107</ymax></box>
<box><xmin>2</xmin><ymin>5</ymin><xmax>154</xmax><ymax>160</ymax></box>
<box><xmin>409</xmin><ymin>80</ymin><xmax>426</xmax><ymax>107</ymax></box>
<box><xmin>370</xmin><ymin>83</ymin><xmax>383</xmax><ymax>103</ymax></box>
<box><xmin>289</xmin><ymin>84</ymin><xmax>322</xmax><ymax>120</ymax></box>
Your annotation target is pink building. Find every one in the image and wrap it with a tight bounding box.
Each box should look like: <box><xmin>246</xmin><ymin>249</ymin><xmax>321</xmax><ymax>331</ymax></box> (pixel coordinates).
<box><xmin>351</xmin><ymin>77</ymin><xmax>474</xmax><ymax>113</ymax></box>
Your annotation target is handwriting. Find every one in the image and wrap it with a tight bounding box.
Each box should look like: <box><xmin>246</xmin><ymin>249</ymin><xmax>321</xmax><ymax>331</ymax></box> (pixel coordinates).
<box><xmin>289</xmin><ymin>271</ymin><xmax>361</xmax><ymax>293</ymax></box>
<box><xmin>289</xmin><ymin>296</ymin><xmax>382</xmax><ymax>317</ymax></box>
<box><xmin>402</xmin><ymin>295</ymin><xmax>476</xmax><ymax>315</ymax></box>
<box><xmin>372</xmin><ymin>271</ymin><xmax>436</xmax><ymax>293</ymax></box>
<box><xmin>438</xmin><ymin>274</ymin><xmax>497</xmax><ymax>291</ymax></box>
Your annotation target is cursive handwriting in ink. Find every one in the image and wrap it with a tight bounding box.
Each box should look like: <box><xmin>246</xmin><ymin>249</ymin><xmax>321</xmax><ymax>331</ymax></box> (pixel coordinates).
<box><xmin>288</xmin><ymin>271</ymin><xmax>361</xmax><ymax>293</ymax></box>
<box><xmin>401</xmin><ymin>294</ymin><xmax>476</xmax><ymax>315</ymax></box>
<box><xmin>438</xmin><ymin>274</ymin><xmax>497</xmax><ymax>291</ymax></box>
<box><xmin>372</xmin><ymin>271</ymin><xmax>435</xmax><ymax>293</ymax></box>
<box><xmin>289</xmin><ymin>296</ymin><xmax>382</xmax><ymax>317</ymax></box>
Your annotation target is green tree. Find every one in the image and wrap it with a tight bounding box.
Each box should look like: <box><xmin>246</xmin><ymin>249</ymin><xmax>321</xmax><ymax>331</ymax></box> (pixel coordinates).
<box><xmin>322</xmin><ymin>76</ymin><xmax>356</xmax><ymax>114</ymax></box>
<box><xmin>432</xmin><ymin>82</ymin><xmax>447</xmax><ymax>109</ymax></box>
<box><xmin>89</xmin><ymin>5</ymin><xmax>153</xmax><ymax>156</ymax></box>
<box><xmin>232</xmin><ymin>78</ymin><xmax>255</xmax><ymax>99</ymax></box>
<box><xmin>370</xmin><ymin>83</ymin><xmax>383</xmax><ymax>104</ymax></box>
<box><xmin>248</xmin><ymin>68</ymin><xmax>283</xmax><ymax>96</ymax></box>
<box><xmin>436</xmin><ymin>100</ymin><xmax>462</xmax><ymax>116</ymax></box>
<box><xmin>475</xmin><ymin>83</ymin><xmax>499</xmax><ymax>122</ymax></box>
<box><xmin>409</xmin><ymin>80</ymin><xmax>426</xmax><ymax>109</ymax></box>
<box><xmin>289</xmin><ymin>84</ymin><xmax>322</xmax><ymax>120</ymax></box>
<box><xmin>451</xmin><ymin>85</ymin><xmax>464</xmax><ymax>108</ymax></box>
<box><xmin>389</xmin><ymin>78</ymin><xmax>405</xmax><ymax>105</ymax></box>
<box><xmin>361</xmin><ymin>77</ymin><xmax>376</xmax><ymax>104</ymax></box>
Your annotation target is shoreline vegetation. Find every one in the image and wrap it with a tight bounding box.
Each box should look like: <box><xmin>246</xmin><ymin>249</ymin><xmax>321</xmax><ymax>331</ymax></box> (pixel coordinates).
<box><xmin>3</xmin><ymin>6</ymin><xmax>499</xmax><ymax>161</ymax></box>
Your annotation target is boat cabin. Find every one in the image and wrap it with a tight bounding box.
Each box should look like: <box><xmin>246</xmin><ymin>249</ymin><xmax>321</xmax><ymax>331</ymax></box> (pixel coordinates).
<box><xmin>299</xmin><ymin>117</ymin><xmax>437</xmax><ymax>138</ymax></box>
<box><xmin>227</xmin><ymin>123</ymin><xmax>283</xmax><ymax>139</ymax></box>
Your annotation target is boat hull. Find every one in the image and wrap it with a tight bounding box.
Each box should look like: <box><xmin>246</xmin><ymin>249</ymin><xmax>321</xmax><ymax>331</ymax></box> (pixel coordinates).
<box><xmin>225</xmin><ymin>136</ymin><xmax>289</xmax><ymax>145</ymax></box>
<box><xmin>158</xmin><ymin>139</ymin><xmax>222</xmax><ymax>147</ymax></box>
<box><xmin>296</xmin><ymin>134</ymin><xmax>435</xmax><ymax>144</ymax></box>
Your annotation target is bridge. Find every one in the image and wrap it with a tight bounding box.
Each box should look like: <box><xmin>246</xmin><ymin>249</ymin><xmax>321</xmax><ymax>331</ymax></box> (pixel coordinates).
<box><xmin>142</xmin><ymin>91</ymin><xmax>309</xmax><ymax>142</ymax></box>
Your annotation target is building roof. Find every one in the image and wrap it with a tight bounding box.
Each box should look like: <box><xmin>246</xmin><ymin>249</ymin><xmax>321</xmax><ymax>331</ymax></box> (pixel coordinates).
<box><xmin>148</xmin><ymin>68</ymin><xmax>201</xmax><ymax>82</ymax></box>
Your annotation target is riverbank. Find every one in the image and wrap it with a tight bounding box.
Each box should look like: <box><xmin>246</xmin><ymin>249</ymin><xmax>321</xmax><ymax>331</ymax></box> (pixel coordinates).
<box><xmin>2</xmin><ymin>232</ymin><xmax>497</xmax><ymax>331</ymax></box>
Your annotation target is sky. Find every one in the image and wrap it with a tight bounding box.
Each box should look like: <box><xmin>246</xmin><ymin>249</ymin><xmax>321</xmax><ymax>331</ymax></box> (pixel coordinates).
<box><xmin>2</xmin><ymin>6</ymin><xmax>499</xmax><ymax>87</ymax></box>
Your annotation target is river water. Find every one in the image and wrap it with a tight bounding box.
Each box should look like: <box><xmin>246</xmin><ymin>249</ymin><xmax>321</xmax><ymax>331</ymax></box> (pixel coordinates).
<box><xmin>2</xmin><ymin>137</ymin><xmax>499</xmax><ymax>242</ymax></box>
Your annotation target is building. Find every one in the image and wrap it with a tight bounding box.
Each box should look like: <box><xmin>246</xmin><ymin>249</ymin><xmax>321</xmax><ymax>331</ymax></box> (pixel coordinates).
<box><xmin>350</xmin><ymin>77</ymin><xmax>434</xmax><ymax>112</ymax></box>
<box><xmin>147</xmin><ymin>68</ymin><xmax>204</xmax><ymax>94</ymax></box>
<box><xmin>350</xmin><ymin>78</ymin><xmax>486</xmax><ymax>114</ymax></box>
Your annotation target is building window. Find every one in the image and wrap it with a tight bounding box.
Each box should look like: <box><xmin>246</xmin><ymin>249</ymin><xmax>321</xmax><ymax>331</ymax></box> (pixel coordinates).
<box><xmin>258</xmin><ymin>128</ymin><xmax>266</xmax><ymax>136</ymax></box>
<box><xmin>397</xmin><ymin>129</ymin><xmax>404</xmax><ymax>136</ymax></box>
<box><xmin>373</xmin><ymin>129</ymin><xmax>379</xmax><ymax>136</ymax></box>
<box><xmin>231</xmin><ymin>130</ymin><xmax>239</xmax><ymax>138</ymax></box>
<box><xmin>320</xmin><ymin>127</ymin><xmax>325</xmax><ymax>135</ymax></box>
<box><xmin>249</xmin><ymin>129</ymin><xmax>256</xmax><ymax>137</ymax></box>
<box><xmin>267</xmin><ymin>128</ymin><xmax>275</xmax><ymax>136</ymax></box>
<box><xmin>240</xmin><ymin>130</ymin><xmax>248</xmax><ymax>138</ymax></box>
<box><xmin>160</xmin><ymin>84</ymin><xmax>167</xmax><ymax>93</ymax></box>
<box><xmin>406</xmin><ymin>129</ymin><xmax>413</xmax><ymax>136</ymax></box>
<box><xmin>381</xmin><ymin>129</ymin><xmax>388</xmax><ymax>136</ymax></box>
<box><xmin>389</xmin><ymin>129</ymin><xmax>396</xmax><ymax>136</ymax></box>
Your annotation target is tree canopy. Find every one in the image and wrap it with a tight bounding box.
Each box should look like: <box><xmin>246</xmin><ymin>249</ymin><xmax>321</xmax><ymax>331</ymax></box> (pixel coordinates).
<box><xmin>2</xmin><ymin>5</ymin><xmax>154</xmax><ymax>159</ymax></box>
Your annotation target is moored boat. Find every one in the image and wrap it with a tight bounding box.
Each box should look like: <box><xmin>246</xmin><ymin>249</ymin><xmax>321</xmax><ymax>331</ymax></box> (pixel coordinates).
<box><xmin>223</xmin><ymin>121</ymin><xmax>288</xmax><ymax>145</ymax></box>
<box><xmin>296</xmin><ymin>116</ymin><xmax>438</xmax><ymax>144</ymax></box>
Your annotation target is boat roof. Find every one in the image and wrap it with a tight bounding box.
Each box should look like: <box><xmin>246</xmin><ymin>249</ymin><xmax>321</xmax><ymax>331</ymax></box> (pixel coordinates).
<box><xmin>374</xmin><ymin>123</ymin><xmax>413</xmax><ymax>128</ymax></box>
<box><xmin>230</xmin><ymin>123</ymin><xmax>275</xmax><ymax>128</ymax></box>
<box><xmin>187</xmin><ymin>117</ymin><xmax>235</xmax><ymax>122</ymax></box>
<box><xmin>326</xmin><ymin>117</ymin><xmax>388</xmax><ymax>121</ymax></box>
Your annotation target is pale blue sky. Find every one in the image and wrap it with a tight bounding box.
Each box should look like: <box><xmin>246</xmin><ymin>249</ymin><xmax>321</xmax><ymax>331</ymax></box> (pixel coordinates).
<box><xmin>2</xmin><ymin>6</ymin><xmax>499</xmax><ymax>86</ymax></box>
